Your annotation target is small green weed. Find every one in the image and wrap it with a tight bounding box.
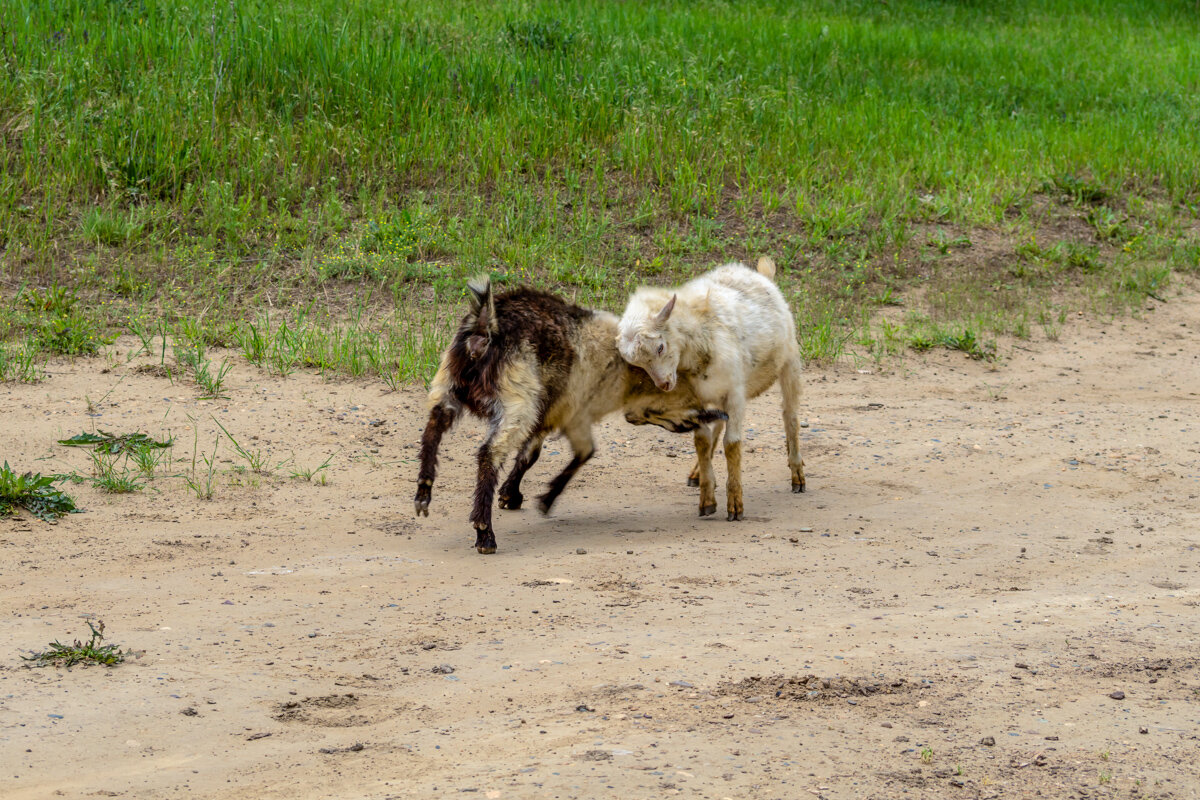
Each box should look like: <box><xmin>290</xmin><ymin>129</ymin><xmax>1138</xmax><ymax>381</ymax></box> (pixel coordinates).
<box><xmin>1050</xmin><ymin>173</ymin><xmax>1108</xmax><ymax>204</ymax></box>
<box><xmin>939</xmin><ymin>329</ymin><xmax>996</xmax><ymax>360</ymax></box>
<box><xmin>0</xmin><ymin>342</ymin><xmax>44</xmax><ymax>383</ymax></box>
<box><xmin>22</xmin><ymin>620</ymin><xmax>130</xmax><ymax>668</ymax></box>
<box><xmin>1065</xmin><ymin>243</ymin><xmax>1104</xmax><ymax>273</ymax></box>
<box><xmin>212</xmin><ymin>417</ymin><xmax>276</xmax><ymax>475</ymax></box>
<box><xmin>0</xmin><ymin>463</ymin><xmax>78</xmax><ymax>522</ymax></box>
<box><xmin>194</xmin><ymin>357</ymin><xmax>233</xmax><ymax>399</ymax></box>
<box><xmin>928</xmin><ymin>233</ymin><xmax>972</xmax><ymax>254</ymax></box>
<box><xmin>503</xmin><ymin>18</ymin><xmax>577</xmax><ymax>53</ymax></box>
<box><xmin>80</xmin><ymin>208</ymin><xmax>144</xmax><ymax>246</ymax></box>
<box><xmin>290</xmin><ymin>452</ymin><xmax>335</xmax><ymax>484</ymax></box>
<box><xmin>870</xmin><ymin>287</ymin><xmax>903</xmax><ymax>306</ymax></box>
<box><xmin>59</xmin><ymin>430</ymin><xmax>174</xmax><ymax>456</ymax></box>
<box><xmin>39</xmin><ymin>313</ymin><xmax>107</xmax><ymax>356</ymax></box>
<box><xmin>86</xmin><ymin>451</ymin><xmax>145</xmax><ymax>494</ymax></box>
<box><xmin>920</xmin><ymin>747</ymin><xmax>933</xmax><ymax>764</ymax></box>
<box><xmin>183</xmin><ymin>425</ymin><xmax>220</xmax><ymax>500</ymax></box>
<box><xmin>21</xmin><ymin>285</ymin><xmax>77</xmax><ymax>315</ymax></box>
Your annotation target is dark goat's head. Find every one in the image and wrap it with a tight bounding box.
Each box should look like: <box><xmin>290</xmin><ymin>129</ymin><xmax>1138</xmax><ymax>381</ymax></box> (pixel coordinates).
<box><xmin>465</xmin><ymin>275</ymin><xmax>498</xmax><ymax>360</ymax></box>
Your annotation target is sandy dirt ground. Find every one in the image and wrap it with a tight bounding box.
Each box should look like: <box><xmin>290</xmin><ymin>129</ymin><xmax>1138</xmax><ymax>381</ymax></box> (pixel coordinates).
<box><xmin>2</xmin><ymin>291</ymin><xmax>1199</xmax><ymax>800</ymax></box>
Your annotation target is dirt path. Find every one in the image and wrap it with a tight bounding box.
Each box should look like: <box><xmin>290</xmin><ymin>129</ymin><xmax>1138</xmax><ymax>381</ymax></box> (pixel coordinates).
<box><xmin>2</xmin><ymin>292</ymin><xmax>1198</xmax><ymax>800</ymax></box>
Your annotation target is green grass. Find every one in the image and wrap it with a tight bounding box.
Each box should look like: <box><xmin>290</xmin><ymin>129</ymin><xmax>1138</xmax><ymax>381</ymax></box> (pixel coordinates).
<box><xmin>22</xmin><ymin>621</ymin><xmax>131</xmax><ymax>668</ymax></box>
<box><xmin>1</xmin><ymin>0</ymin><xmax>1198</xmax><ymax>374</ymax></box>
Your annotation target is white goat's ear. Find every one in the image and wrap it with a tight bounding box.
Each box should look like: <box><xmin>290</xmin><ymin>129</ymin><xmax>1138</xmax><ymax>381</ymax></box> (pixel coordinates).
<box><xmin>653</xmin><ymin>294</ymin><xmax>677</xmax><ymax>327</ymax></box>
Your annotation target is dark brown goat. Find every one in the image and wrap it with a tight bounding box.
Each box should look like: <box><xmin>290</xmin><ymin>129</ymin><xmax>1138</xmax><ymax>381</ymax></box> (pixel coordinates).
<box><xmin>414</xmin><ymin>277</ymin><xmax>725</xmax><ymax>554</ymax></box>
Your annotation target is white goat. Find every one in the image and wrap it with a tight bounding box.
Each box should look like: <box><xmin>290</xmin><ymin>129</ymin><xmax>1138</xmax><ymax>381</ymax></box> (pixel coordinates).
<box><xmin>616</xmin><ymin>257</ymin><xmax>805</xmax><ymax>520</ymax></box>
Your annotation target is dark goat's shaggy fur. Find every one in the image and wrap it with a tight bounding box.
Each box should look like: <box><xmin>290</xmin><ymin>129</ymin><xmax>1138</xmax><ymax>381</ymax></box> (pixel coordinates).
<box><xmin>415</xmin><ymin>277</ymin><xmax>724</xmax><ymax>554</ymax></box>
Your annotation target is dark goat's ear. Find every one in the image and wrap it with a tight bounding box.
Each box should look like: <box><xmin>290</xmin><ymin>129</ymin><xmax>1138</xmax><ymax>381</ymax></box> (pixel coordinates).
<box><xmin>467</xmin><ymin>275</ymin><xmax>498</xmax><ymax>334</ymax></box>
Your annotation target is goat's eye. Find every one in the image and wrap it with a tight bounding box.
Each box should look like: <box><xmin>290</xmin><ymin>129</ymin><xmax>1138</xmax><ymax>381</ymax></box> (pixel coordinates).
<box><xmin>656</xmin><ymin>343</ymin><xmax>665</xmax><ymax>355</ymax></box>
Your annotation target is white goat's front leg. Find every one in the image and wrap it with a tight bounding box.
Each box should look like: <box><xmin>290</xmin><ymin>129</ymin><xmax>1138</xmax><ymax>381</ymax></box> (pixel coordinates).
<box><xmin>722</xmin><ymin>389</ymin><xmax>747</xmax><ymax>521</ymax></box>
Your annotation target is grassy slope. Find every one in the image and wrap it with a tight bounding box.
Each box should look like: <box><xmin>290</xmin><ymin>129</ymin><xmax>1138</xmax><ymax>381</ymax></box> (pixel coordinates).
<box><xmin>1</xmin><ymin>0</ymin><xmax>1198</xmax><ymax>381</ymax></box>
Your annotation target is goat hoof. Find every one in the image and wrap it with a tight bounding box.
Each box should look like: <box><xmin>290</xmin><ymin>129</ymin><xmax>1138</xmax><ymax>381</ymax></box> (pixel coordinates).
<box><xmin>414</xmin><ymin>500</ymin><xmax>430</xmax><ymax>516</ymax></box>
<box><xmin>699</xmin><ymin>503</ymin><xmax>717</xmax><ymax>517</ymax></box>
<box><xmin>498</xmin><ymin>492</ymin><xmax>523</xmax><ymax>510</ymax></box>
<box><xmin>474</xmin><ymin>527</ymin><xmax>497</xmax><ymax>553</ymax></box>
<box><xmin>536</xmin><ymin>497</ymin><xmax>553</xmax><ymax>516</ymax></box>
<box><xmin>727</xmin><ymin>510</ymin><xmax>743</xmax><ymax>521</ymax></box>
<box><xmin>792</xmin><ymin>481</ymin><xmax>806</xmax><ymax>494</ymax></box>
<box><xmin>687</xmin><ymin>477</ymin><xmax>700</xmax><ymax>488</ymax></box>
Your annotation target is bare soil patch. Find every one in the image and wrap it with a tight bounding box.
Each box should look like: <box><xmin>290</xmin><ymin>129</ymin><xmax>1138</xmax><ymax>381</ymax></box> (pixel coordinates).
<box><xmin>2</xmin><ymin>288</ymin><xmax>1199</xmax><ymax>799</ymax></box>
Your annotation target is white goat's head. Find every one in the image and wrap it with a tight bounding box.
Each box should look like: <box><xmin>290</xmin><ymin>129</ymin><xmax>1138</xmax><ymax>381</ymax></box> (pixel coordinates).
<box><xmin>617</xmin><ymin>294</ymin><xmax>679</xmax><ymax>391</ymax></box>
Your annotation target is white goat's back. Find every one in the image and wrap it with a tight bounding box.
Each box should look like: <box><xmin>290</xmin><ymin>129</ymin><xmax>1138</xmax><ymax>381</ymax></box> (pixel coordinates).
<box><xmin>690</xmin><ymin>262</ymin><xmax>796</xmax><ymax>397</ymax></box>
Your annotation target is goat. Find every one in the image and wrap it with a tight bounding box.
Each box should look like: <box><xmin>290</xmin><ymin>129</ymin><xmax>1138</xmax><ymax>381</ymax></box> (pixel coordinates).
<box><xmin>616</xmin><ymin>256</ymin><xmax>805</xmax><ymax>521</ymax></box>
<box><xmin>414</xmin><ymin>277</ymin><xmax>726</xmax><ymax>554</ymax></box>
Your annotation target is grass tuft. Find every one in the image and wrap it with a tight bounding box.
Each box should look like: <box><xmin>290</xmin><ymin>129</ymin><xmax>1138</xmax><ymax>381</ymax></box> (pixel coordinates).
<box><xmin>22</xmin><ymin>621</ymin><xmax>131</xmax><ymax>668</ymax></box>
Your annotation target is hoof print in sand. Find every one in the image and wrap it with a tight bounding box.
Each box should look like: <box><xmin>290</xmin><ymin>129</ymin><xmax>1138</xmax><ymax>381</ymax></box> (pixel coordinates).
<box><xmin>273</xmin><ymin>693</ymin><xmax>385</xmax><ymax>727</ymax></box>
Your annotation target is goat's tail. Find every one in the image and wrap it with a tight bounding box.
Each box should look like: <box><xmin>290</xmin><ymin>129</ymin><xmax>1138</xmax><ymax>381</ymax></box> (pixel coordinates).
<box><xmin>755</xmin><ymin>256</ymin><xmax>777</xmax><ymax>280</ymax></box>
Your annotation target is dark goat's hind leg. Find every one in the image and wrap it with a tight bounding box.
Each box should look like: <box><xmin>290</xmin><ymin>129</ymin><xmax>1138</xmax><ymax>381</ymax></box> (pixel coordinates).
<box><xmin>471</xmin><ymin>438</ymin><xmax>501</xmax><ymax>554</ymax></box>
<box><xmin>498</xmin><ymin>433</ymin><xmax>545</xmax><ymax>511</ymax></box>
<box><xmin>536</xmin><ymin>426</ymin><xmax>595</xmax><ymax>515</ymax></box>
<box><xmin>415</xmin><ymin>403</ymin><xmax>458</xmax><ymax>516</ymax></box>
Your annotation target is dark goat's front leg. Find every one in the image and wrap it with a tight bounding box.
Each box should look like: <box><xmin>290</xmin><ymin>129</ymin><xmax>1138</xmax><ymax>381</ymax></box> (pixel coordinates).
<box><xmin>415</xmin><ymin>403</ymin><xmax>459</xmax><ymax>516</ymax></box>
<box><xmin>537</xmin><ymin>425</ymin><xmax>594</xmax><ymax>516</ymax></box>
<box><xmin>498</xmin><ymin>432</ymin><xmax>546</xmax><ymax>511</ymax></box>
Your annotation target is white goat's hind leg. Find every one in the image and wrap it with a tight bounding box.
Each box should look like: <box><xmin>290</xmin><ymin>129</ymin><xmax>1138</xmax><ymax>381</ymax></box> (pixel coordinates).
<box><xmin>779</xmin><ymin>354</ymin><xmax>806</xmax><ymax>493</ymax></box>
<box><xmin>687</xmin><ymin>417</ymin><xmax>722</xmax><ymax>487</ymax></box>
<box><xmin>722</xmin><ymin>394</ymin><xmax>746</xmax><ymax>521</ymax></box>
<box><xmin>693</xmin><ymin>421</ymin><xmax>720</xmax><ymax>516</ymax></box>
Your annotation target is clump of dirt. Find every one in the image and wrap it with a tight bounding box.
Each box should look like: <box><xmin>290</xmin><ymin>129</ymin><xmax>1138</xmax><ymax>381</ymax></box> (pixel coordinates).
<box><xmin>720</xmin><ymin>674</ymin><xmax>919</xmax><ymax>703</ymax></box>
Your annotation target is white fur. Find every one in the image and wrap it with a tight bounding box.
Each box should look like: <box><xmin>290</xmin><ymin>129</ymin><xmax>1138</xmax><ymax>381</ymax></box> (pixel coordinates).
<box><xmin>617</xmin><ymin>257</ymin><xmax>806</xmax><ymax>518</ymax></box>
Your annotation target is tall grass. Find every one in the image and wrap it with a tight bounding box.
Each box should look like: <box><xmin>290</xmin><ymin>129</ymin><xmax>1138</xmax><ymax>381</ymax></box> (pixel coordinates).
<box><xmin>1</xmin><ymin>0</ymin><xmax>1198</xmax><ymax>370</ymax></box>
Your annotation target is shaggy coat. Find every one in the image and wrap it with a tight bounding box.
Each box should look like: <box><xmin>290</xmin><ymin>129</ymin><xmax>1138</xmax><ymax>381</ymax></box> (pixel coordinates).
<box><xmin>616</xmin><ymin>257</ymin><xmax>805</xmax><ymax>520</ymax></box>
<box><xmin>415</xmin><ymin>278</ymin><xmax>725</xmax><ymax>554</ymax></box>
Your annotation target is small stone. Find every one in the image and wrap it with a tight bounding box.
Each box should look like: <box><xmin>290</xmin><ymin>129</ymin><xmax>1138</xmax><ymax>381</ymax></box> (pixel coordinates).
<box><xmin>247</xmin><ymin>732</ymin><xmax>272</xmax><ymax>741</ymax></box>
<box><xmin>626</xmin><ymin>550</ymin><xmax>634</xmax><ymax>555</ymax></box>
<box><xmin>799</xmin><ymin>527</ymin><xmax>813</xmax><ymax>533</ymax></box>
<box><xmin>576</xmin><ymin>548</ymin><xmax>587</xmax><ymax>555</ymax></box>
<box><xmin>1139</xmin><ymin>726</ymin><xmax>1149</xmax><ymax>734</ymax></box>
<box><xmin>668</xmin><ymin>681</ymin><xmax>694</xmax><ymax>688</ymax></box>
<box><xmin>881</xmin><ymin>722</ymin><xmax>893</xmax><ymax>729</ymax></box>
<box><xmin>422</xmin><ymin>642</ymin><xmax>437</xmax><ymax>650</ymax></box>
<box><xmin>980</xmin><ymin>736</ymin><xmax>996</xmax><ymax>747</ymax></box>
<box><xmin>1109</xmin><ymin>690</ymin><xmax>1125</xmax><ymax>700</ymax></box>
<box><xmin>432</xmin><ymin>664</ymin><xmax>455</xmax><ymax>675</ymax></box>
<box><xmin>180</xmin><ymin>707</ymin><xmax>199</xmax><ymax>717</ymax></box>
